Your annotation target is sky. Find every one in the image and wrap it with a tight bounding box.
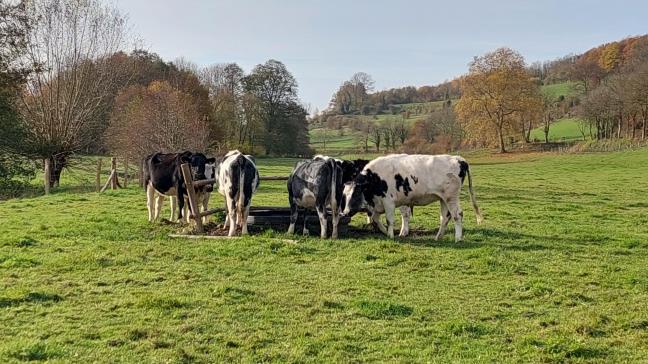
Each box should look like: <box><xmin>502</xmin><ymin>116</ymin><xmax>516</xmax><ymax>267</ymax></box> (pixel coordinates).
<box><xmin>115</xmin><ymin>0</ymin><xmax>648</xmax><ymax>111</ymax></box>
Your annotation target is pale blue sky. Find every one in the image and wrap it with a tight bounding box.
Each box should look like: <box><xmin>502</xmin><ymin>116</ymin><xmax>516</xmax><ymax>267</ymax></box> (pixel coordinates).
<box><xmin>116</xmin><ymin>0</ymin><xmax>647</xmax><ymax>111</ymax></box>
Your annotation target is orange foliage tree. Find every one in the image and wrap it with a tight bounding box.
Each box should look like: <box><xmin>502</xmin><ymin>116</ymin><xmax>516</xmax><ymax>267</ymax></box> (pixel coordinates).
<box><xmin>104</xmin><ymin>81</ymin><xmax>210</xmax><ymax>160</ymax></box>
<box><xmin>456</xmin><ymin>48</ymin><xmax>542</xmax><ymax>152</ymax></box>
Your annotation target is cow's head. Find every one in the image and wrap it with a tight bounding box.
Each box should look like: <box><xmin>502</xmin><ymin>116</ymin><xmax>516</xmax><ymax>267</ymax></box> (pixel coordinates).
<box><xmin>185</xmin><ymin>153</ymin><xmax>215</xmax><ymax>191</ymax></box>
<box><xmin>340</xmin><ymin>173</ymin><xmax>369</xmax><ymax>217</ymax></box>
<box><xmin>203</xmin><ymin>157</ymin><xmax>217</xmax><ymax>192</ymax></box>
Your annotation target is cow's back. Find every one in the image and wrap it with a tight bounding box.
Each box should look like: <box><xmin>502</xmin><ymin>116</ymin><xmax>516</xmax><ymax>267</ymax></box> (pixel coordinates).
<box><xmin>364</xmin><ymin>154</ymin><xmax>464</xmax><ymax>205</ymax></box>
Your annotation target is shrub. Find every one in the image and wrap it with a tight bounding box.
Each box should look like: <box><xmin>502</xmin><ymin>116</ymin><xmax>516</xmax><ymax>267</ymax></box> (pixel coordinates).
<box><xmin>0</xmin><ymin>153</ymin><xmax>36</xmax><ymax>199</ymax></box>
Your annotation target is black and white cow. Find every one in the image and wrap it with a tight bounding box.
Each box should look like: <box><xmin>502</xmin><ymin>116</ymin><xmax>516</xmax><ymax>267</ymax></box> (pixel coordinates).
<box><xmin>340</xmin><ymin>154</ymin><xmax>483</xmax><ymax>241</ymax></box>
<box><xmin>143</xmin><ymin>151</ymin><xmax>215</xmax><ymax>223</ymax></box>
<box><xmin>172</xmin><ymin>159</ymin><xmax>217</xmax><ymax>224</ymax></box>
<box><xmin>287</xmin><ymin>156</ymin><xmax>343</xmax><ymax>239</ymax></box>
<box><xmin>313</xmin><ymin>155</ymin><xmax>369</xmax><ymax>184</ymax></box>
<box><xmin>215</xmin><ymin>150</ymin><xmax>260</xmax><ymax>237</ymax></box>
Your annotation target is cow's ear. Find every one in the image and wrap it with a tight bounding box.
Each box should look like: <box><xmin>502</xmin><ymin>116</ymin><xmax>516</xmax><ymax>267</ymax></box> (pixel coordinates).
<box><xmin>207</xmin><ymin>157</ymin><xmax>216</xmax><ymax>164</ymax></box>
<box><xmin>179</xmin><ymin>151</ymin><xmax>192</xmax><ymax>163</ymax></box>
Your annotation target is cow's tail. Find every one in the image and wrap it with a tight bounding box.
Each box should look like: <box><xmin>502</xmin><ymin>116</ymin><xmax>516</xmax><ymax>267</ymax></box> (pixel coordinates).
<box><xmin>461</xmin><ymin>160</ymin><xmax>483</xmax><ymax>225</ymax></box>
<box><xmin>328</xmin><ymin>159</ymin><xmax>338</xmax><ymax>215</ymax></box>
<box><xmin>237</xmin><ymin>156</ymin><xmax>246</xmax><ymax>227</ymax></box>
<box><xmin>142</xmin><ymin>156</ymin><xmax>151</xmax><ymax>190</ymax></box>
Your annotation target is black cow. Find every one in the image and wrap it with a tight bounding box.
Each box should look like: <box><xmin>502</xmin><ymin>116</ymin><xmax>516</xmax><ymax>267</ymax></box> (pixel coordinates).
<box><xmin>287</xmin><ymin>157</ymin><xmax>343</xmax><ymax>239</ymax></box>
<box><xmin>215</xmin><ymin>150</ymin><xmax>260</xmax><ymax>236</ymax></box>
<box><xmin>143</xmin><ymin>151</ymin><xmax>215</xmax><ymax>222</ymax></box>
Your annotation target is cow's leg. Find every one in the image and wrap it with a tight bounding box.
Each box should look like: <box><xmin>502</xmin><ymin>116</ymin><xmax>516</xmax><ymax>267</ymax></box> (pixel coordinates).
<box><xmin>371</xmin><ymin>212</ymin><xmax>388</xmax><ymax>236</ymax></box>
<box><xmin>399</xmin><ymin>206</ymin><xmax>411</xmax><ymax>237</ymax></box>
<box><xmin>446</xmin><ymin>197</ymin><xmax>464</xmax><ymax>242</ymax></box>
<box><xmin>435</xmin><ymin>200</ymin><xmax>451</xmax><ymax>241</ymax></box>
<box><xmin>331</xmin><ymin>207</ymin><xmax>340</xmax><ymax>240</ymax></box>
<box><xmin>227</xmin><ymin>197</ymin><xmax>237</xmax><ymax>237</ymax></box>
<box><xmin>302</xmin><ymin>208</ymin><xmax>310</xmax><ymax>236</ymax></box>
<box><xmin>169</xmin><ymin>196</ymin><xmax>177</xmax><ymax>221</ymax></box>
<box><xmin>202</xmin><ymin>194</ymin><xmax>210</xmax><ymax>224</ymax></box>
<box><xmin>316</xmin><ymin>205</ymin><xmax>327</xmax><ymax>239</ymax></box>
<box><xmin>146</xmin><ymin>184</ymin><xmax>155</xmax><ymax>222</ymax></box>
<box><xmin>154</xmin><ymin>194</ymin><xmax>165</xmax><ymax>222</ymax></box>
<box><xmin>184</xmin><ymin>203</ymin><xmax>191</xmax><ymax>224</ymax></box>
<box><xmin>288</xmin><ymin>200</ymin><xmax>298</xmax><ymax>235</ymax></box>
<box><xmin>223</xmin><ymin>200</ymin><xmax>230</xmax><ymax>229</ymax></box>
<box><xmin>240</xmin><ymin>204</ymin><xmax>251</xmax><ymax>235</ymax></box>
<box><xmin>384</xmin><ymin>202</ymin><xmax>396</xmax><ymax>239</ymax></box>
<box><xmin>366</xmin><ymin>212</ymin><xmax>372</xmax><ymax>225</ymax></box>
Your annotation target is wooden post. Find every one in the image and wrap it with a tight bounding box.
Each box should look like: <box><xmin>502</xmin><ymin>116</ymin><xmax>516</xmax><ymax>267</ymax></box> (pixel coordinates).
<box><xmin>180</xmin><ymin>163</ymin><xmax>204</xmax><ymax>233</ymax></box>
<box><xmin>95</xmin><ymin>159</ymin><xmax>102</xmax><ymax>192</ymax></box>
<box><xmin>124</xmin><ymin>158</ymin><xmax>129</xmax><ymax>188</ymax></box>
<box><xmin>100</xmin><ymin>170</ymin><xmax>114</xmax><ymax>193</ymax></box>
<box><xmin>110</xmin><ymin>157</ymin><xmax>117</xmax><ymax>190</ymax></box>
<box><xmin>44</xmin><ymin>158</ymin><xmax>51</xmax><ymax>195</ymax></box>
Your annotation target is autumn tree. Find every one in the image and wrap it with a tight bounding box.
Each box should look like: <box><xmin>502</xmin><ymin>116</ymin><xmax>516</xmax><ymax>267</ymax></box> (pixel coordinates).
<box><xmin>456</xmin><ymin>48</ymin><xmax>542</xmax><ymax>152</ymax></box>
<box><xmin>104</xmin><ymin>81</ymin><xmax>210</xmax><ymax>160</ymax></box>
<box><xmin>542</xmin><ymin>95</ymin><xmax>564</xmax><ymax>143</ymax></box>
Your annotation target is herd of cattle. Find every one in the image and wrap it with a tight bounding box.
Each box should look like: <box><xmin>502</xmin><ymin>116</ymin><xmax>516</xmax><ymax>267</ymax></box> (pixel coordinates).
<box><xmin>142</xmin><ymin>150</ymin><xmax>483</xmax><ymax>241</ymax></box>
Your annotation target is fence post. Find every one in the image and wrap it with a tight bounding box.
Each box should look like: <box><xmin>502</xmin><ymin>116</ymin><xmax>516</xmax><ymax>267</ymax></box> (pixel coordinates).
<box><xmin>180</xmin><ymin>163</ymin><xmax>204</xmax><ymax>233</ymax></box>
<box><xmin>44</xmin><ymin>158</ymin><xmax>51</xmax><ymax>195</ymax></box>
<box><xmin>110</xmin><ymin>157</ymin><xmax>117</xmax><ymax>190</ymax></box>
<box><xmin>96</xmin><ymin>159</ymin><xmax>102</xmax><ymax>192</ymax></box>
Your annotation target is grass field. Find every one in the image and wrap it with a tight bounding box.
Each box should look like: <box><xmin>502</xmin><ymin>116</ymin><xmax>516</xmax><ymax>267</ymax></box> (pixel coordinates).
<box><xmin>541</xmin><ymin>81</ymin><xmax>582</xmax><ymax>100</ymax></box>
<box><xmin>1</xmin><ymin>150</ymin><xmax>648</xmax><ymax>362</ymax></box>
<box><xmin>530</xmin><ymin>118</ymin><xmax>589</xmax><ymax>142</ymax></box>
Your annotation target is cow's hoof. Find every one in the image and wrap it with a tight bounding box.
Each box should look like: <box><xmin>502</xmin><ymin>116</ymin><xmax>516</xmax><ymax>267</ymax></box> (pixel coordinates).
<box><xmin>302</xmin><ymin>229</ymin><xmax>309</xmax><ymax>236</ymax></box>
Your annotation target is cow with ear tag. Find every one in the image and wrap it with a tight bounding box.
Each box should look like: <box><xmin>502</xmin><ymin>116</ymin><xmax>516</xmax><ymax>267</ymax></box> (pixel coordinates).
<box><xmin>143</xmin><ymin>151</ymin><xmax>214</xmax><ymax>223</ymax></box>
<box><xmin>172</xmin><ymin>156</ymin><xmax>218</xmax><ymax>224</ymax></box>
<box><xmin>341</xmin><ymin>154</ymin><xmax>483</xmax><ymax>242</ymax></box>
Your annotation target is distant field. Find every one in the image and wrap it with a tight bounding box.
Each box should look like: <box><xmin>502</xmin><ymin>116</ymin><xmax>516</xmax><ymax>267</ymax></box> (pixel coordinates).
<box><xmin>530</xmin><ymin>118</ymin><xmax>590</xmax><ymax>142</ymax></box>
<box><xmin>1</xmin><ymin>150</ymin><xmax>647</xmax><ymax>362</ymax></box>
<box><xmin>311</xmin><ymin>82</ymin><xmax>585</xmax><ymax>154</ymax></box>
<box><xmin>541</xmin><ymin>81</ymin><xmax>583</xmax><ymax>100</ymax></box>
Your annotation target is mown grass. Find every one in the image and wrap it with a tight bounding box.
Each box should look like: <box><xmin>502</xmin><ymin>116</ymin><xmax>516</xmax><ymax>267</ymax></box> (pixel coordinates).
<box><xmin>1</xmin><ymin>150</ymin><xmax>647</xmax><ymax>362</ymax></box>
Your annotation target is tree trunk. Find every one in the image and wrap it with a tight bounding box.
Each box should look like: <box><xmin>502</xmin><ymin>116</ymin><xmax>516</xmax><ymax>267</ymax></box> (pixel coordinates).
<box><xmin>44</xmin><ymin>158</ymin><xmax>51</xmax><ymax>195</ymax></box>
<box><xmin>497</xmin><ymin>127</ymin><xmax>507</xmax><ymax>153</ymax></box>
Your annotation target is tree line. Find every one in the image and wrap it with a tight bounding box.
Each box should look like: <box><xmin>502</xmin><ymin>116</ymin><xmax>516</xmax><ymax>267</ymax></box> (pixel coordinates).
<box><xmin>328</xmin><ymin>72</ymin><xmax>461</xmax><ymax>116</ymax></box>
<box><xmin>0</xmin><ymin>0</ymin><xmax>311</xmax><ymax>195</ymax></box>
<box><xmin>322</xmin><ymin>35</ymin><xmax>648</xmax><ymax>154</ymax></box>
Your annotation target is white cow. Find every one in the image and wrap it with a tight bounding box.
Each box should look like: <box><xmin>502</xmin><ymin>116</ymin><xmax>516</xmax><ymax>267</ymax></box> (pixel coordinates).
<box><xmin>341</xmin><ymin>154</ymin><xmax>483</xmax><ymax>241</ymax></box>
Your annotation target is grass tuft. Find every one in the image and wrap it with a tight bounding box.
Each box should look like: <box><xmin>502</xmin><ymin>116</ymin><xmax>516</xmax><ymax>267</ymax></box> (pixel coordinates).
<box><xmin>355</xmin><ymin>300</ymin><xmax>413</xmax><ymax>320</ymax></box>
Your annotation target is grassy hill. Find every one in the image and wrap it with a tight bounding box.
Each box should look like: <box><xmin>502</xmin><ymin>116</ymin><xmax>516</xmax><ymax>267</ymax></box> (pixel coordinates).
<box><xmin>541</xmin><ymin>81</ymin><xmax>582</xmax><ymax>100</ymax></box>
<box><xmin>310</xmin><ymin>82</ymin><xmax>588</xmax><ymax>154</ymax></box>
<box><xmin>2</xmin><ymin>151</ymin><xmax>648</xmax><ymax>362</ymax></box>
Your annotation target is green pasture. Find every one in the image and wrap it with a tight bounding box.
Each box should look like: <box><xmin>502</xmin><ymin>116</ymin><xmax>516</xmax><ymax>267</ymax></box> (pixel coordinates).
<box><xmin>1</xmin><ymin>150</ymin><xmax>647</xmax><ymax>362</ymax></box>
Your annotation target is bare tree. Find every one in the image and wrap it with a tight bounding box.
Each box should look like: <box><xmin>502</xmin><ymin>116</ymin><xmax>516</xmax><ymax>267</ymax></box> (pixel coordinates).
<box><xmin>18</xmin><ymin>0</ymin><xmax>131</xmax><ymax>188</ymax></box>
